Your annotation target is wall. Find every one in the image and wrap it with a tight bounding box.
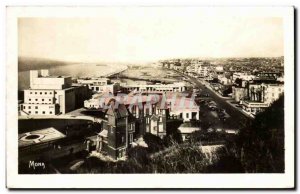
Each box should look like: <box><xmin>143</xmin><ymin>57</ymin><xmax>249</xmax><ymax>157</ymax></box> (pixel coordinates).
<box><xmin>24</xmin><ymin>89</ymin><xmax>55</xmax><ymax>104</ymax></box>
<box><xmin>20</xmin><ymin>103</ymin><xmax>57</xmax><ymax>115</ymax></box>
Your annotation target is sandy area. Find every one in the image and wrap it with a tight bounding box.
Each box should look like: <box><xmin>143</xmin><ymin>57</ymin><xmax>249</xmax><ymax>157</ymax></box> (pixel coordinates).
<box><xmin>120</xmin><ymin>66</ymin><xmax>182</xmax><ymax>83</ymax></box>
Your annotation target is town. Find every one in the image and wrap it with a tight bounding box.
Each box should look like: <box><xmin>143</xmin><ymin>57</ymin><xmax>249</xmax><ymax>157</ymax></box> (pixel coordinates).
<box><xmin>18</xmin><ymin>56</ymin><xmax>284</xmax><ymax>173</ymax></box>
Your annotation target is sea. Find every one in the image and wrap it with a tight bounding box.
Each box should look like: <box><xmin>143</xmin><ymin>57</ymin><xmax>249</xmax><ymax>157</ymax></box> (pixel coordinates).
<box><xmin>18</xmin><ymin>63</ymin><xmax>126</xmax><ymax>90</ymax></box>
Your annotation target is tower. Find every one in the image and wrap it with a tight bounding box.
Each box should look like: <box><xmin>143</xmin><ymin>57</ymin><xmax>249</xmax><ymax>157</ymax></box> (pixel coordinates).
<box><xmin>105</xmin><ymin>99</ymin><xmax>129</xmax><ymax>160</ymax></box>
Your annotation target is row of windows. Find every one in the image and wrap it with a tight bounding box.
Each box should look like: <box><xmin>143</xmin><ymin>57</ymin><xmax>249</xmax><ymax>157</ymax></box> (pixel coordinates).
<box><xmin>27</xmin><ymin>111</ymin><xmax>53</xmax><ymax>114</ymax></box>
<box><xmin>26</xmin><ymin>102</ymin><xmax>53</xmax><ymax>105</ymax></box>
<box><xmin>28</xmin><ymin>98</ymin><xmax>52</xmax><ymax>102</ymax></box>
<box><xmin>29</xmin><ymin>91</ymin><xmax>55</xmax><ymax>95</ymax></box>
<box><xmin>23</xmin><ymin>105</ymin><xmax>54</xmax><ymax>110</ymax></box>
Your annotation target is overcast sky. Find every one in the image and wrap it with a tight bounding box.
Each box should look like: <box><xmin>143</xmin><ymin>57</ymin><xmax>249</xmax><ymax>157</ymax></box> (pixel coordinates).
<box><xmin>18</xmin><ymin>8</ymin><xmax>283</xmax><ymax>63</ymax></box>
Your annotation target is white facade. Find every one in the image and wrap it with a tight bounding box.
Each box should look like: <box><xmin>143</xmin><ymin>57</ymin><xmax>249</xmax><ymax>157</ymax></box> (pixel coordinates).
<box><xmin>84</xmin><ymin>94</ymin><xmax>106</xmax><ymax>109</ymax></box>
<box><xmin>168</xmin><ymin>98</ymin><xmax>200</xmax><ymax>122</ymax></box>
<box><xmin>30</xmin><ymin>69</ymin><xmax>72</xmax><ymax>90</ymax></box>
<box><xmin>77</xmin><ymin>77</ymin><xmax>119</xmax><ymax>94</ymax></box>
<box><xmin>77</xmin><ymin>77</ymin><xmax>109</xmax><ymax>86</ymax></box>
<box><xmin>241</xmin><ymin>83</ymin><xmax>284</xmax><ymax>115</ymax></box>
<box><xmin>218</xmin><ymin>76</ymin><xmax>232</xmax><ymax>85</ymax></box>
<box><xmin>263</xmin><ymin>84</ymin><xmax>284</xmax><ymax>104</ymax></box>
<box><xmin>90</xmin><ymin>84</ymin><xmax>117</xmax><ymax>93</ymax></box>
<box><xmin>122</xmin><ymin>82</ymin><xmax>187</xmax><ymax>93</ymax></box>
<box><xmin>20</xmin><ymin>69</ymin><xmax>77</xmax><ymax>116</ymax></box>
<box><xmin>232</xmin><ymin>72</ymin><xmax>255</xmax><ymax>82</ymax></box>
<box><xmin>241</xmin><ymin>101</ymin><xmax>269</xmax><ymax>115</ymax></box>
<box><xmin>21</xmin><ymin>103</ymin><xmax>57</xmax><ymax>115</ymax></box>
<box><xmin>197</xmin><ymin>65</ymin><xmax>210</xmax><ymax>77</ymax></box>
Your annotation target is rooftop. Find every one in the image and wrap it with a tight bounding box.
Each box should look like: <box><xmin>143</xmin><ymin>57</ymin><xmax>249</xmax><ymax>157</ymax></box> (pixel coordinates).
<box><xmin>19</xmin><ymin>127</ymin><xmax>66</xmax><ymax>148</ymax></box>
<box><xmin>178</xmin><ymin>122</ymin><xmax>201</xmax><ymax>134</ymax></box>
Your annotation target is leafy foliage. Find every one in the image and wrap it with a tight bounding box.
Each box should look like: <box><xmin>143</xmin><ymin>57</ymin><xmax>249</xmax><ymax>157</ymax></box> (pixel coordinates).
<box><xmin>143</xmin><ymin>133</ymin><xmax>165</xmax><ymax>153</ymax></box>
<box><xmin>237</xmin><ymin>95</ymin><xmax>285</xmax><ymax>173</ymax></box>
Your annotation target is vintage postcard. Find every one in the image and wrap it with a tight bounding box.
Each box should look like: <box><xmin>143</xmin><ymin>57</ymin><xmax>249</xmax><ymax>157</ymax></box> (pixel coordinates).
<box><xmin>6</xmin><ymin>6</ymin><xmax>294</xmax><ymax>189</ymax></box>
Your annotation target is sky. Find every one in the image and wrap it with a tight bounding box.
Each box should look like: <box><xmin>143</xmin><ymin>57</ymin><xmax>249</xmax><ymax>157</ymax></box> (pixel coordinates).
<box><xmin>18</xmin><ymin>8</ymin><xmax>283</xmax><ymax>63</ymax></box>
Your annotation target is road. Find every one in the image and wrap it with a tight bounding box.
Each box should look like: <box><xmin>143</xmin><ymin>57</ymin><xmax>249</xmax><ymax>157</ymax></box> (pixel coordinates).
<box><xmin>174</xmin><ymin>70</ymin><xmax>253</xmax><ymax>129</ymax></box>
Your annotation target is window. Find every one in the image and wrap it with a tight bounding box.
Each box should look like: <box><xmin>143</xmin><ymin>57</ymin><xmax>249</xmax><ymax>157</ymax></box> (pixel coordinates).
<box><xmin>129</xmin><ymin>134</ymin><xmax>133</xmax><ymax>143</ymax></box>
<box><xmin>28</xmin><ymin>111</ymin><xmax>31</xmax><ymax>114</ymax></box>
<box><xmin>30</xmin><ymin>92</ymin><xmax>32</xmax><ymax>94</ymax></box>
<box><xmin>29</xmin><ymin>99</ymin><xmax>31</xmax><ymax>101</ymax></box>
<box><xmin>23</xmin><ymin>106</ymin><xmax>26</xmax><ymax>109</ymax></box>
<box><xmin>35</xmin><ymin>106</ymin><xmax>38</xmax><ymax>109</ymax></box>
<box><xmin>40</xmin><ymin>92</ymin><xmax>42</xmax><ymax>94</ymax></box>
<box><xmin>35</xmin><ymin>111</ymin><xmax>38</xmax><ymax>114</ymax></box>
<box><xmin>28</xmin><ymin>106</ymin><xmax>31</xmax><ymax>109</ymax></box>
<box><xmin>42</xmin><ymin>111</ymin><xmax>45</xmax><ymax>114</ymax></box>
<box><xmin>35</xmin><ymin>92</ymin><xmax>37</xmax><ymax>94</ymax></box>
<box><xmin>35</xmin><ymin>99</ymin><xmax>38</xmax><ymax>101</ymax></box>
<box><xmin>49</xmin><ymin>99</ymin><xmax>51</xmax><ymax>101</ymax></box>
<box><xmin>50</xmin><ymin>111</ymin><xmax>52</xmax><ymax>114</ymax></box>
<box><xmin>42</xmin><ymin>99</ymin><xmax>44</xmax><ymax>101</ymax></box>
<box><xmin>186</xmin><ymin>113</ymin><xmax>189</xmax><ymax>119</ymax></box>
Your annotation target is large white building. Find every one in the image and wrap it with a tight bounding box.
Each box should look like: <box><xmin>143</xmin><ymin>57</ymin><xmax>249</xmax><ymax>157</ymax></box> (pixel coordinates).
<box><xmin>84</xmin><ymin>93</ymin><xmax>109</xmax><ymax>109</ymax></box>
<box><xmin>121</xmin><ymin>82</ymin><xmax>187</xmax><ymax>93</ymax></box>
<box><xmin>167</xmin><ymin>97</ymin><xmax>200</xmax><ymax>122</ymax></box>
<box><xmin>77</xmin><ymin>77</ymin><xmax>120</xmax><ymax>94</ymax></box>
<box><xmin>196</xmin><ymin>64</ymin><xmax>211</xmax><ymax>77</ymax></box>
<box><xmin>20</xmin><ymin>69</ymin><xmax>88</xmax><ymax>116</ymax></box>
<box><xmin>241</xmin><ymin>83</ymin><xmax>284</xmax><ymax>115</ymax></box>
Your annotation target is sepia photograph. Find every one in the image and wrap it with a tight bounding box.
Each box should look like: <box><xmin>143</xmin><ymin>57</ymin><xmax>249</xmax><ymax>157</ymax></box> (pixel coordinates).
<box><xmin>6</xmin><ymin>6</ymin><xmax>295</xmax><ymax>189</ymax></box>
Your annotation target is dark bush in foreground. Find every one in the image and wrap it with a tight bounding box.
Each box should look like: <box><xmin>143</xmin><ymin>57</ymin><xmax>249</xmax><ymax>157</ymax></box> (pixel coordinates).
<box><xmin>237</xmin><ymin>95</ymin><xmax>285</xmax><ymax>173</ymax></box>
<box><xmin>143</xmin><ymin>133</ymin><xmax>165</xmax><ymax>153</ymax></box>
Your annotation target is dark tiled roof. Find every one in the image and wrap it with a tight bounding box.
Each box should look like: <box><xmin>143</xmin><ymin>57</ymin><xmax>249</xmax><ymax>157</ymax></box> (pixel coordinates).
<box><xmin>106</xmin><ymin>99</ymin><xmax>129</xmax><ymax>119</ymax></box>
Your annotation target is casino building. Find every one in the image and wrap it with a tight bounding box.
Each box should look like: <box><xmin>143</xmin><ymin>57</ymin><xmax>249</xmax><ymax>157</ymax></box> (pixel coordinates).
<box><xmin>19</xmin><ymin>69</ymin><xmax>89</xmax><ymax>116</ymax></box>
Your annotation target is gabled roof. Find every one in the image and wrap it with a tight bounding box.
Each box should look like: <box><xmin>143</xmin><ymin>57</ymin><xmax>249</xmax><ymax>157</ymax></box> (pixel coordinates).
<box><xmin>99</xmin><ymin>129</ymin><xmax>108</xmax><ymax>138</ymax></box>
<box><xmin>105</xmin><ymin>99</ymin><xmax>129</xmax><ymax>119</ymax></box>
<box><xmin>150</xmin><ymin>114</ymin><xmax>159</xmax><ymax>121</ymax></box>
<box><xmin>156</xmin><ymin>95</ymin><xmax>168</xmax><ymax>109</ymax></box>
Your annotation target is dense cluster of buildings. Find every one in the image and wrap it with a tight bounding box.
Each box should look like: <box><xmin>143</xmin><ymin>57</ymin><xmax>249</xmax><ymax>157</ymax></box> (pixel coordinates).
<box><xmin>86</xmin><ymin>90</ymin><xmax>200</xmax><ymax>159</ymax></box>
<box><xmin>161</xmin><ymin>57</ymin><xmax>284</xmax><ymax>116</ymax></box>
<box><xmin>18</xmin><ymin>55</ymin><xmax>284</xmax><ymax>162</ymax></box>
<box><xmin>19</xmin><ymin>69</ymin><xmax>200</xmax><ymax>161</ymax></box>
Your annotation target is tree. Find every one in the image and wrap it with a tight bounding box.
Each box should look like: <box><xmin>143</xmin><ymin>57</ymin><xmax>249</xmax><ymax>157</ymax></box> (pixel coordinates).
<box><xmin>143</xmin><ymin>133</ymin><xmax>165</xmax><ymax>153</ymax></box>
<box><xmin>237</xmin><ymin>95</ymin><xmax>284</xmax><ymax>173</ymax></box>
<box><xmin>234</xmin><ymin>78</ymin><xmax>243</xmax><ymax>87</ymax></box>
